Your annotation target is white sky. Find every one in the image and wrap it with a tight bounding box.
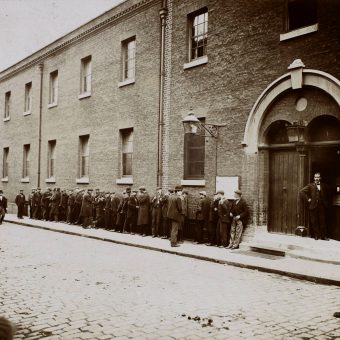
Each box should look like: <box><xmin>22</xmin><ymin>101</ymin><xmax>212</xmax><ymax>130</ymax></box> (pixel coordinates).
<box><xmin>0</xmin><ymin>0</ymin><xmax>124</xmax><ymax>71</ymax></box>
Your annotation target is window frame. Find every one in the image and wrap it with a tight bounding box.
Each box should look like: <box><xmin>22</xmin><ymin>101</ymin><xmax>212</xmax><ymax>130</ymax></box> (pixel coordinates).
<box><xmin>49</xmin><ymin>70</ymin><xmax>58</xmax><ymax>106</ymax></box>
<box><xmin>24</xmin><ymin>82</ymin><xmax>32</xmax><ymax>114</ymax></box>
<box><xmin>121</xmin><ymin>128</ymin><xmax>133</xmax><ymax>177</ymax></box>
<box><xmin>22</xmin><ymin>144</ymin><xmax>30</xmax><ymax>179</ymax></box>
<box><xmin>2</xmin><ymin>147</ymin><xmax>9</xmax><ymax>179</ymax></box>
<box><xmin>47</xmin><ymin>140</ymin><xmax>56</xmax><ymax>179</ymax></box>
<box><xmin>119</xmin><ymin>37</ymin><xmax>136</xmax><ymax>86</ymax></box>
<box><xmin>4</xmin><ymin>91</ymin><xmax>11</xmax><ymax>120</ymax></box>
<box><xmin>79</xmin><ymin>135</ymin><xmax>89</xmax><ymax>179</ymax></box>
<box><xmin>79</xmin><ymin>56</ymin><xmax>92</xmax><ymax>98</ymax></box>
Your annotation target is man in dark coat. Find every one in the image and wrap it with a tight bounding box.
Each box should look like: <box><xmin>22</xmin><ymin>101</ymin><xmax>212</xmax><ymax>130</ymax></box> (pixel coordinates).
<box><xmin>300</xmin><ymin>172</ymin><xmax>329</xmax><ymax>240</ymax></box>
<box><xmin>167</xmin><ymin>185</ymin><xmax>182</xmax><ymax>247</ymax></box>
<box><xmin>116</xmin><ymin>189</ymin><xmax>129</xmax><ymax>232</ymax></box>
<box><xmin>208</xmin><ymin>192</ymin><xmax>220</xmax><ymax>246</ymax></box>
<box><xmin>49</xmin><ymin>188</ymin><xmax>61</xmax><ymax>222</ymax></box>
<box><xmin>195</xmin><ymin>191</ymin><xmax>211</xmax><ymax>244</ymax></box>
<box><xmin>32</xmin><ymin>187</ymin><xmax>42</xmax><ymax>219</ymax></box>
<box><xmin>0</xmin><ymin>190</ymin><xmax>7</xmax><ymax>224</ymax></box>
<box><xmin>28</xmin><ymin>188</ymin><xmax>35</xmax><ymax>218</ymax></box>
<box><xmin>59</xmin><ymin>189</ymin><xmax>68</xmax><ymax>222</ymax></box>
<box><xmin>227</xmin><ymin>190</ymin><xmax>249</xmax><ymax>249</ymax></box>
<box><xmin>73</xmin><ymin>189</ymin><xmax>84</xmax><ymax>224</ymax></box>
<box><xmin>124</xmin><ymin>190</ymin><xmax>139</xmax><ymax>233</ymax></box>
<box><xmin>137</xmin><ymin>186</ymin><xmax>150</xmax><ymax>236</ymax></box>
<box><xmin>41</xmin><ymin>188</ymin><xmax>52</xmax><ymax>221</ymax></box>
<box><xmin>151</xmin><ymin>187</ymin><xmax>162</xmax><ymax>238</ymax></box>
<box><xmin>110</xmin><ymin>192</ymin><xmax>120</xmax><ymax>231</ymax></box>
<box><xmin>66</xmin><ymin>189</ymin><xmax>75</xmax><ymax>224</ymax></box>
<box><xmin>15</xmin><ymin>189</ymin><xmax>26</xmax><ymax>219</ymax></box>
<box><xmin>217</xmin><ymin>190</ymin><xmax>232</xmax><ymax>247</ymax></box>
<box><xmin>161</xmin><ymin>190</ymin><xmax>170</xmax><ymax>238</ymax></box>
<box><xmin>94</xmin><ymin>192</ymin><xmax>105</xmax><ymax>229</ymax></box>
<box><xmin>80</xmin><ymin>188</ymin><xmax>94</xmax><ymax>228</ymax></box>
<box><xmin>104</xmin><ymin>192</ymin><xmax>112</xmax><ymax>230</ymax></box>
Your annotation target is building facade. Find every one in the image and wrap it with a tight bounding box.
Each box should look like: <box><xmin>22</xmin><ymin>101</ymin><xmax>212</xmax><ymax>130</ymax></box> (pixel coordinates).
<box><xmin>1</xmin><ymin>0</ymin><xmax>339</xmax><ymax>240</ymax></box>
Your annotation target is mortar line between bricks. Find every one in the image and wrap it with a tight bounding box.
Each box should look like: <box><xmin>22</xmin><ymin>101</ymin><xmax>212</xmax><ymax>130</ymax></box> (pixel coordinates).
<box><xmin>5</xmin><ymin>219</ymin><xmax>340</xmax><ymax>287</ymax></box>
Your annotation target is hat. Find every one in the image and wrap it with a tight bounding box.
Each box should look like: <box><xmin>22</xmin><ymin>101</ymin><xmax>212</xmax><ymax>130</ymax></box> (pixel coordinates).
<box><xmin>37</xmin><ymin>187</ymin><xmax>41</xmax><ymax>190</ymax></box>
<box><xmin>0</xmin><ymin>190</ymin><xmax>3</xmax><ymax>194</ymax></box>
<box><xmin>88</xmin><ymin>188</ymin><xmax>93</xmax><ymax>192</ymax></box>
<box><xmin>132</xmin><ymin>190</ymin><xmax>138</xmax><ymax>193</ymax></box>
<box><xmin>215</xmin><ymin>190</ymin><xmax>224</xmax><ymax>195</ymax></box>
<box><xmin>199</xmin><ymin>191</ymin><xmax>207</xmax><ymax>196</ymax></box>
<box><xmin>182</xmin><ymin>190</ymin><xmax>189</xmax><ymax>195</ymax></box>
<box><xmin>156</xmin><ymin>187</ymin><xmax>162</xmax><ymax>191</ymax></box>
<box><xmin>126</xmin><ymin>187</ymin><xmax>131</xmax><ymax>193</ymax></box>
<box><xmin>234</xmin><ymin>189</ymin><xmax>242</xmax><ymax>195</ymax></box>
<box><xmin>139</xmin><ymin>186</ymin><xmax>146</xmax><ymax>191</ymax></box>
<box><xmin>20</xmin><ymin>189</ymin><xmax>24</xmax><ymax>191</ymax></box>
<box><xmin>175</xmin><ymin>185</ymin><xmax>183</xmax><ymax>192</ymax></box>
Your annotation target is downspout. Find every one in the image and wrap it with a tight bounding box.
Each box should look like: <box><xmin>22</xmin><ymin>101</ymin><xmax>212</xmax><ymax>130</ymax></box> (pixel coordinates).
<box><xmin>37</xmin><ymin>63</ymin><xmax>44</xmax><ymax>188</ymax></box>
<box><xmin>157</xmin><ymin>1</ymin><xmax>168</xmax><ymax>187</ymax></box>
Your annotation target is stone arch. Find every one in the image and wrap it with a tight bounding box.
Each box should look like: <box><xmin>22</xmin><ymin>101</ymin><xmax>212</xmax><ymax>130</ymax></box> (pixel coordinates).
<box><xmin>242</xmin><ymin>65</ymin><xmax>340</xmax><ymax>154</ymax></box>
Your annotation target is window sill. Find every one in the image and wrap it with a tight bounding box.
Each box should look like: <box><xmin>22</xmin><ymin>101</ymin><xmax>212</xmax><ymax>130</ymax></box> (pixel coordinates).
<box><xmin>47</xmin><ymin>103</ymin><xmax>58</xmax><ymax>109</ymax></box>
<box><xmin>45</xmin><ymin>177</ymin><xmax>56</xmax><ymax>183</ymax></box>
<box><xmin>76</xmin><ymin>177</ymin><xmax>90</xmax><ymax>184</ymax></box>
<box><xmin>280</xmin><ymin>23</ymin><xmax>318</xmax><ymax>41</ymax></box>
<box><xmin>23</xmin><ymin>111</ymin><xmax>31</xmax><ymax>116</ymax></box>
<box><xmin>183</xmin><ymin>56</ymin><xmax>208</xmax><ymax>70</ymax></box>
<box><xmin>1</xmin><ymin>177</ymin><xmax>8</xmax><ymax>183</ymax></box>
<box><xmin>20</xmin><ymin>177</ymin><xmax>30</xmax><ymax>183</ymax></box>
<box><xmin>116</xmin><ymin>177</ymin><xmax>133</xmax><ymax>185</ymax></box>
<box><xmin>3</xmin><ymin>117</ymin><xmax>10</xmax><ymax>122</ymax></box>
<box><xmin>118</xmin><ymin>78</ymin><xmax>135</xmax><ymax>88</ymax></box>
<box><xmin>78</xmin><ymin>92</ymin><xmax>91</xmax><ymax>100</ymax></box>
<box><xmin>181</xmin><ymin>179</ymin><xmax>206</xmax><ymax>186</ymax></box>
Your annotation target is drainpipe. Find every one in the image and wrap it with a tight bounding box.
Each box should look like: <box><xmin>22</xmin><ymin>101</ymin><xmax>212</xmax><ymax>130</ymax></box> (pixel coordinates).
<box><xmin>157</xmin><ymin>1</ymin><xmax>168</xmax><ymax>187</ymax></box>
<box><xmin>37</xmin><ymin>63</ymin><xmax>44</xmax><ymax>188</ymax></box>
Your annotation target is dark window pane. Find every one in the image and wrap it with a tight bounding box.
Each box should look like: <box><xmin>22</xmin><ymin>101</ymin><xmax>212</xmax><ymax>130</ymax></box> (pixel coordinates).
<box><xmin>288</xmin><ymin>0</ymin><xmax>317</xmax><ymax>31</ymax></box>
<box><xmin>123</xmin><ymin>153</ymin><xmax>132</xmax><ymax>176</ymax></box>
<box><xmin>184</xmin><ymin>134</ymin><xmax>205</xmax><ymax>179</ymax></box>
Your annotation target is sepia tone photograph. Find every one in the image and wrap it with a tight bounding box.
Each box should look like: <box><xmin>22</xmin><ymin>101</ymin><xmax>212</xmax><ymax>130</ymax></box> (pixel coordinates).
<box><xmin>0</xmin><ymin>0</ymin><xmax>339</xmax><ymax>339</ymax></box>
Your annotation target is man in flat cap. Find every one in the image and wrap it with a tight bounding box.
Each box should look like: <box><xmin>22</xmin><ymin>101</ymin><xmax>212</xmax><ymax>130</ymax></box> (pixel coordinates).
<box><xmin>151</xmin><ymin>187</ymin><xmax>162</xmax><ymax>237</ymax></box>
<box><xmin>195</xmin><ymin>191</ymin><xmax>211</xmax><ymax>244</ymax></box>
<box><xmin>217</xmin><ymin>190</ymin><xmax>232</xmax><ymax>247</ymax></box>
<box><xmin>208</xmin><ymin>192</ymin><xmax>221</xmax><ymax>246</ymax></box>
<box><xmin>227</xmin><ymin>190</ymin><xmax>249</xmax><ymax>249</ymax></box>
<box><xmin>15</xmin><ymin>189</ymin><xmax>26</xmax><ymax>219</ymax></box>
<box><xmin>116</xmin><ymin>190</ymin><xmax>129</xmax><ymax>232</ymax></box>
<box><xmin>28</xmin><ymin>188</ymin><xmax>35</xmax><ymax>219</ymax></box>
<box><xmin>167</xmin><ymin>185</ymin><xmax>183</xmax><ymax>247</ymax></box>
<box><xmin>124</xmin><ymin>190</ymin><xmax>139</xmax><ymax>234</ymax></box>
<box><xmin>137</xmin><ymin>186</ymin><xmax>150</xmax><ymax>236</ymax></box>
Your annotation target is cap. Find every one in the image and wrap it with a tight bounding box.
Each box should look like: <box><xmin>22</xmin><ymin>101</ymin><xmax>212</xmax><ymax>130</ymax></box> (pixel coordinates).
<box><xmin>88</xmin><ymin>188</ymin><xmax>93</xmax><ymax>192</ymax></box>
<box><xmin>234</xmin><ymin>189</ymin><xmax>242</xmax><ymax>195</ymax></box>
<box><xmin>156</xmin><ymin>187</ymin><xmax>162</xmax><ymax>191</ymax></box>
<box><xmin>182</xmin><ymin>190</ymin><xmax>189</xmax><ymax>195</ymax></box>
<box><xmin>199</xmin><ymin>191</ymin><xmax>207</xmax><ymax>196</ymax></box>
<box><xmin>126</xmin><ymin>187</ymin><xmax>131</xmax><ymax>193</ymax></box>
<box><xmin>215</xmin><ymin>190</ymin><xmax>224</xmax><ymax>195</ymax></box>
<box><xmin>139</xmin><ymin>186</ymin><xmax>146</xmax><ymax>191</ymax></box>
<box><xmin>132</xmin><ymin>190</ymin><xmax>138</xmax><ymax>193</ymax></box>
<box><xmin>175</xmin><ymin>185</ymin><xmax>183</xmax><ymax>192</ymax></box>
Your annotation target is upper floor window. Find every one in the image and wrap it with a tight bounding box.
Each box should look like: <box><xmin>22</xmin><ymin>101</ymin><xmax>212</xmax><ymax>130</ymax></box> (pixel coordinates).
<box><xmin>122</xmin><ymin>37</ymin><xmax>136</xmax><ymax>82</ymax></box>
<box><xmin>48</xmin><ymin>140</ymin><xmax>56</xmax><ymax>178</ymax></box>
<box><xmin>121</xmin><ymin>128</ymin><xmax>133</xmax><ymax>177</ymax></box>
<box><xmin>189</xmin><ymin>8</ymin><xmax>208</xmax><ymax>62</ymax></box>
<box><xmin>24</xmin><ymin>82</ymin><xmax>32</xmax><ymax>113</ymax></box>
<box><xmin>22</xmin><ymin>144</ymin><xmax>30</xmax><ymax>178</ymax></box>
<box><xmin>3</xmin><ymin>147</ymin><xmax>9</xmax><ymax>178</ymax></box>
<box><xmin>79</xmin><ymin>135</ymin><xmax>89</xmax><ymax>178</ymax></box>
<box><xmin>4</xmin><ymin>91</ymin><xmax>10</xmax><ymax>119</ymax></box>
<box><xmin>184</xmin><ymin>119</ymin><xmax>205</xmax><ymax>179</ymax></box>
<box><xmin>80</xmin><ymin>56</ymin><xmax>92</xmax><ymax>95</ymax></box>
<box><xmin>49</xmin><ymin>70</ymin><xmax>58</xmax><ymax>105</ymax></box>
<box><xmin>280</xmin><ymin>0</ymin><xmax>318</xmax><ymax>41</ymax></box>
<box><xmin>287</xmin><ymin>0</ymin><xmax>317</xmax><ymax>32</ymax></box>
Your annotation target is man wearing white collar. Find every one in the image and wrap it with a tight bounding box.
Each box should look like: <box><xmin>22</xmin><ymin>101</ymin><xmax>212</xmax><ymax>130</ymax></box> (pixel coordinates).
<box><xmin>0</xmin><ymin>190</ymin><xmax>8</xmax><ymax>224</ymax></box>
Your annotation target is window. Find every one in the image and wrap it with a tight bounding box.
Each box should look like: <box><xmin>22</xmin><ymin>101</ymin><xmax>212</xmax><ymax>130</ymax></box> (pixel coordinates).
<box><xmin>22</xmin><ymin>144</ymin><xmax>30</xmax><ymax>178</ymax></box>
<box><xmin>4</xmin><ymin>91</ymin><xmax>10</xmax><ymax>119</ymax></box>
<box><xmin>24</xmin><ymin>82</ymin><xmax>32</xmax><ymax>113</ymax></box>
<box><xmin>286</xmin><ymin>0</ymin><xmax>317</xmax><ymax>32</ymax></box>
<box><xmin>3</xmin><ymin>147</ymin><xmax>9</xmax><ymax>178</ymax></box>
<box><xmin>79</xmin><ymin>135</ymin><xmax>89</xmax><ymax>178</ymax></box>
<box><xmin>80</xmin><ymin>56</ymin><xmax>92</xmax><ymax>95</ymax></box>
<box><xmin>49</xmin><ymin>70</ymin><xmax>58</xmax><ymax>105</ymax></box>
<box><xmin>47</xmin><ymin>140</ymin><xmax>56</xmax><ymax>178</ymax></box>
<box><xmin>121</xmin><ymin>128</ymin><xmax>133</xmax><ymax>177</ymax></box>
<box><xmin>184</xmin><ymin>119</ymin><xmax>205</xmax><ymax>179</ymax></box>
<box><xmin>189</xmin><ymin>8</ymin><xmax>208</xmax><ymax>61</ymax></box>
<box><xmin>122</xmin><ymin>37</ymin><xmax>136</xmax><ymax>81</ymax></box>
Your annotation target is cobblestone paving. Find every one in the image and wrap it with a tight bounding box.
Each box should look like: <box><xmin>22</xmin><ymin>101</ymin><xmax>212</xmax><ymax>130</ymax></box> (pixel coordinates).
<box><xmin>1</xmin><ymin>223</ymin><xmax>340</xmax><ymax>340</ymax></box>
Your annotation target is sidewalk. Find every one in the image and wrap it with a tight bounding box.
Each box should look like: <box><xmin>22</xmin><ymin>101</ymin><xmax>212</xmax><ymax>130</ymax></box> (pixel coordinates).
<box><xmin>4</xmin><ymin>214</ymin><xmax>340</xmax><ymax>286</ymax></box>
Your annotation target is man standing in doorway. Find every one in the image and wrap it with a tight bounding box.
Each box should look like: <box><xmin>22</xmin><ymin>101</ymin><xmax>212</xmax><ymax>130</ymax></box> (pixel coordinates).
<box><xmin>300</xmin><ymin>172</ymin><xmax>329</xmax><ymax>240</ymax></box>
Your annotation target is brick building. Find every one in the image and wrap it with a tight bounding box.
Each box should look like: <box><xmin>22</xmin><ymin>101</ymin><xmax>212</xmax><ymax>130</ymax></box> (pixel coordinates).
<box><xmin>1</xmin><ymin>0</ymin><xmax>339</xmax><ymax>240</ymax></box>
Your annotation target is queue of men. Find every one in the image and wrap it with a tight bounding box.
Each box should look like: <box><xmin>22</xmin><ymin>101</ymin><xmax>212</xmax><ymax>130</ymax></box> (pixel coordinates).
<box><xmin>14</xmin><ymin>185</ymin><xmax>249</xmax><ymax>249</ymax></box>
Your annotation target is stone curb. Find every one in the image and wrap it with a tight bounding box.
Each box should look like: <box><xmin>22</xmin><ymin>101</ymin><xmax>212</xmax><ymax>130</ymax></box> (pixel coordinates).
<box><xmin>5</xmin><ymin>219</ymin><xmax>340</xmax><ymax>287</ymax></box>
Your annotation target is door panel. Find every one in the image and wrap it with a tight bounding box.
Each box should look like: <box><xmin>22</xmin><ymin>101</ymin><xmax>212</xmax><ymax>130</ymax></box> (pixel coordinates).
<box><xmin>269</xmin><ymin>150</ymin><xmax>299</xmax><ymax>234</ymax></box>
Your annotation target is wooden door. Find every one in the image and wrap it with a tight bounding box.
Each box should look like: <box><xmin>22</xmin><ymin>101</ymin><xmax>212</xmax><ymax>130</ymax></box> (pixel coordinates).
<box><xmin>269</xmin><ymin>150</ymin><xmax>299</xmax><ymax>234</ymax></box>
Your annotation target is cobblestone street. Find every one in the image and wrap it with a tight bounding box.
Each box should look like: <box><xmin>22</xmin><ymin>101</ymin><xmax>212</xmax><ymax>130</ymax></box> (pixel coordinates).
<box><xmin>1</xmin><ymin>223</ymin><xmax>339</xmax><ymax>339</ymax></box>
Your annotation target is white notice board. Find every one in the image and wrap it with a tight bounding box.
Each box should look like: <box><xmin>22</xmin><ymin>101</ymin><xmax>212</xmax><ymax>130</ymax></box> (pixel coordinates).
<box><xmin>216</xmin><ymin>176</ymin><xmax>239</xmax><ymax>199</ymax></box>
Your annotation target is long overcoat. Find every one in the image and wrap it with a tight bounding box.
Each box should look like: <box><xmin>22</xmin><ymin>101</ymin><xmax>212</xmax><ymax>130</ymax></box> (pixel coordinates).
<box><xmin>137</xmin><ymin>192</ymin><xmax>150</xmax><ymax>225</ymax></box>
